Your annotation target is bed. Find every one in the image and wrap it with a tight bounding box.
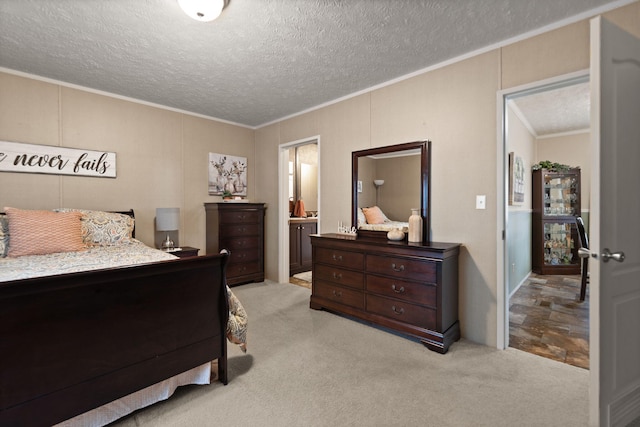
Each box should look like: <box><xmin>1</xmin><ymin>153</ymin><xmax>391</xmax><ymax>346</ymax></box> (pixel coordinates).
<box><xmin>0</xmin><ymin>207</ymin><xmax>247</xmax><ymax>427</ymax></box>
<box><xmin>357</xmin><ymin>206</ymin><xmax>409</xmax><ymax>232</ymax></box>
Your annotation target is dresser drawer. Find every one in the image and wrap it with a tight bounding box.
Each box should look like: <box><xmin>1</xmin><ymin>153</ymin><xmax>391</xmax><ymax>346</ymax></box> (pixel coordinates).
<box><xmin>366</xmin><ymin>275</ymin><xmax>436</xmax><ymax>308</ymax></box>
<box><xmin>315</xmin><ymin>264</ymin><xmax>364</xmax><ymax>290</ymax></box>
<box><xmin>314</xmin><ymin>280</ymin><xmax>364</xmax><ymax>309</ymax></box>
<box><xmin>315</xmin><ymin>247</ymin><xmax>364</xmax><ymax>269</ymax></box>
<box><xmin>228</xmin><ymin>248</ymin><xmax>261</xmax><ymax>265</ymax></box>
<box><xmin>366</xmin><ymin>254</ymin><xmax>436</xmax><ymax>282</ymax></box>
<box><xmin>219</xmin><ymin>210</ymin><xmax>261</xmax><ymax>224</ymax></box>
<box><xmin>220</xmin><ymin>224</ymin><xmax>261</xmax><ymax>238</ymax></box>
<box><xmin>227</xmin><ymin>261</ymin><xmax>262</xmax><ymax>277</ymax></box>
<box><xmin>220</xmin><ymin>236</ymin><xmax>261</xmax><ymax>251</ymax></box>
<box><xmin>366</xmin><ymin>294</ymin><xmax>436</xmax><ymax>330</ymax></box>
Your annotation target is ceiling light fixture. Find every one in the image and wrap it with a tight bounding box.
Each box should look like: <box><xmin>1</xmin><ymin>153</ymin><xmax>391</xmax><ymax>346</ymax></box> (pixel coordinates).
<box><xmin>178</xmin><ymin>0</ymin><xmax>229</xmax><ymax>22</ymax></box>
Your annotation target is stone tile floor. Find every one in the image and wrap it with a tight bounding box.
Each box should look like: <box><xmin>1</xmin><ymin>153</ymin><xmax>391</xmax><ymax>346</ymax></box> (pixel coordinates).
<box><xmin>509</xmin><ymin>273</ymin><xmax>589</xmax><ymax>369</ymax></box>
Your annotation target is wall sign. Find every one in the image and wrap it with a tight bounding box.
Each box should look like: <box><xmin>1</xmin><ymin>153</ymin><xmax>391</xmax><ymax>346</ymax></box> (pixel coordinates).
<box><xmin>0</xmin><ymin>141</ymin><xmax>116</xmax><ymax>178</ymax></box>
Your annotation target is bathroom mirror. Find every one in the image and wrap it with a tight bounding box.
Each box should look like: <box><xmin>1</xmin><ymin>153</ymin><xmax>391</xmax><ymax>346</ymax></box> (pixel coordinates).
<box><xmin>352</xmin><ymin>140</ymin><xmax>431</xmax><ymax>243</ymax></box>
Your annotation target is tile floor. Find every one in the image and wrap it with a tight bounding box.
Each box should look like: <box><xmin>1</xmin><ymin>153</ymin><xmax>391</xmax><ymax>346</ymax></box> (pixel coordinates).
<box><xmin>509</xmin><ymin>273</ymin><xmax>589</xmax><ymax>369</ymax></box>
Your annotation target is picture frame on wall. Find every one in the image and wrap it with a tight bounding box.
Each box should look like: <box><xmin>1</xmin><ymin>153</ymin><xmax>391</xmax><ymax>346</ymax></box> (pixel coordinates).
<box><xmin>208</xmin><ymin>153</ymin><xmax>247</xmax><ymax>196</ymax></box>
<box><xmin>509</xmin><ymin>152</ymin><xmax>525</xmax><ymax>205</ymax></box>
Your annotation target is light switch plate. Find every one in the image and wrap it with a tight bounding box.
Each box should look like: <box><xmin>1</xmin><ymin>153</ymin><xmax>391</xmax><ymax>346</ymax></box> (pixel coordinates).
<box><xmin>476</xmin><ymin>195</ymin><xmax>486</xmax><ymax>209</ymax></box>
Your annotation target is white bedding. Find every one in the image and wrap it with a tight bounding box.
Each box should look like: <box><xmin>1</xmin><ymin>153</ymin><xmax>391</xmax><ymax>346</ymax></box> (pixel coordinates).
<box><xmin>358</xmin><ymin>221</ymin><xmax>408</xmax><ymax>232</ymax></box>
<box><xmin>55</xmin><ymin>363</ymin><xmax>212</xmax><ymax>427</ymax></box>
<box><xmin>0</xmin><ymin>239</ymin><xmax>176</xmax><ymax>282</ymax></box>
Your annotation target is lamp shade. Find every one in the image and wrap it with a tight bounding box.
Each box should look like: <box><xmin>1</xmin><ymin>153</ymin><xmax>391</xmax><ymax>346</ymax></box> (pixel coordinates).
<box><xmin>373</xmin><ymin>179</ymin><xmax>385</xmax><ymax>186</ymax></box>
<box><xmin>156</xmin><ymin>208</ymin><xmax>180</xmax><ymax>231</ymax></box>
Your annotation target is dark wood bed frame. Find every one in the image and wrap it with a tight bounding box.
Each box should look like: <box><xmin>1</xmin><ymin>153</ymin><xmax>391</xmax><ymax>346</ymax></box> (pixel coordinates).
<box><xmin>0</xmin><ymin>211</ymin><xmax>230</xmax><ymax>426</ymax></box>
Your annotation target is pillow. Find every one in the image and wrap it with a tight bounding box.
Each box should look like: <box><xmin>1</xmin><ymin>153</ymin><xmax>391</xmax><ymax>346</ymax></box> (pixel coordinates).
<box><xmin>55</xmin><ymin>209</ymin><xmax>134</xmax><ymax>246</ymax></box>
<box><xmin>0</xmin><ymin>215</ymin><xmax>9</xmax><ymax>257</ymax></box>
<box><xmin>4</xmin><ymin>207</ymin><xmax>85</xmax><ymax>257</ymax></box>
<box><xmin>362</xmin><ymin>206</ymin><xmax>387</xmax><ymax>225</ymax></box>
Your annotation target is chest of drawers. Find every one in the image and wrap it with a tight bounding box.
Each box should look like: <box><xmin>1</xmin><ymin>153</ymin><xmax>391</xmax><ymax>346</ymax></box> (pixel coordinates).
<box><xmin>204</xmin><ymin>203</ymin><xmax>266</xmax><ymax>286</ymax></box>
<box><xmin>310</xmin><ymin>234</ymin><xmax>460</xmax><ymax>353</ymax></box>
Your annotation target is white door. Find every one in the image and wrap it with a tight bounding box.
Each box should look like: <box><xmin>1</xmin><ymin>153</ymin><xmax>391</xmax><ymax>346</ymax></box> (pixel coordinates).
<box><xmin>589</xmin><ymin>16</ymin><xmax>640</xmax><ymax>427</ymax></box>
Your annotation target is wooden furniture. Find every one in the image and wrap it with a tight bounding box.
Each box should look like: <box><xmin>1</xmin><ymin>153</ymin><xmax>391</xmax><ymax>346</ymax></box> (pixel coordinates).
<box><xmin>1</xmin><ymin>253</ymin><xmax>230</xmax><ymax>426</ymax></box>
<box><xmin>289</xmin><ymin>218</ymin><xmax>317</xmax><ymax>275</ymax></box>
<box><xmin>310</xmin><ymin>234</ymin><xmax>460</xmax><ymax>353</ymax></box>
<box><xmin>205</xmin><ymin>202</ymin><xmax>265</xmax><ymax>286</ymax></box>
<box><xmin>531</xmin><ymin>168</ymin><xmax>581</xmax><ymax>275</ymax></box>
<box><xmin>170</xmin><ymin>246</ymin><xmax>200</xmax><ymax>258</ymax></box>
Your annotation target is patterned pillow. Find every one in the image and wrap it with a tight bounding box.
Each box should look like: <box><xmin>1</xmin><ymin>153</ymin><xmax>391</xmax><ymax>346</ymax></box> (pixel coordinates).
<box><xmin>4</xmin><ymin>207</ymin><xmax>85</xmax><ymax>257</ymax></box>
<box><xmin>55</xmin><ymin>209</ymin><xmax>134</xmax><ymax>246</ymax></box>
<box><xmin>0</xmin><ymin>215</ymin><xmax>9</xmax><ymax>257</ymax></box>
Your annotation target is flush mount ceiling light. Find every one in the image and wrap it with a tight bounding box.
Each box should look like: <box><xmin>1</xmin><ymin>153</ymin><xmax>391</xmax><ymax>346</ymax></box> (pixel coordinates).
<box><xmin>178</xmin><ymin>0</ymin><xmax>229</xmax><ymax>22</ymax></box>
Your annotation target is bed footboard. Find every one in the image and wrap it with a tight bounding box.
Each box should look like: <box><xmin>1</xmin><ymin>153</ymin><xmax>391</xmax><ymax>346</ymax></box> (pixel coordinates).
<box><xmin>0</xmin><ymin>253</ymin><xmax>229</xmax><ymax>427</ymax></box>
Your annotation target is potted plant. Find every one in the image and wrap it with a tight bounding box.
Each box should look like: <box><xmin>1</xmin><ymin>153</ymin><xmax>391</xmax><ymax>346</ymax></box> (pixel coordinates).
<box><xmin>222</xmin><ymin>190</ymin><xmax>233</xmax><ymax>201</ymax></box>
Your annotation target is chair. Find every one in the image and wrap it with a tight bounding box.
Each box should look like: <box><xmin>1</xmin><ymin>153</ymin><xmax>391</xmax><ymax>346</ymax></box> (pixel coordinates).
<box><xmin>576</xmin><ymin>217</ymin><xmax>589</xmax><ymax>301</ymax></box>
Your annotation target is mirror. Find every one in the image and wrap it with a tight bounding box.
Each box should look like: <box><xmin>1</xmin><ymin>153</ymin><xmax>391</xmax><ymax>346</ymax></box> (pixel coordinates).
<box><xmin>352</xmin><ymin>140</ymin><xmax>431</xmax><ymax>243</ymax></box>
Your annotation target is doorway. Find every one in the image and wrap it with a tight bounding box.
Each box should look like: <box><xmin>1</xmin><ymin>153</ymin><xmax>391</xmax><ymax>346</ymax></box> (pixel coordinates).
<box><xmin>499</xmin><ymin>72</ymin><xmax>591</xmax><ymax>368</ymax></box>
<box><xmin>277</xmin><ymin>136</ymin><xmax>320</xmax><ymax>285</ymax></box>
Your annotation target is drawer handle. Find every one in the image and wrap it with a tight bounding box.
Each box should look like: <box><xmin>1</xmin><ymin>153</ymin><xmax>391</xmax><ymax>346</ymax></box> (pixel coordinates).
<box><xmin>332</xmin><ymin>254</ymin><xmax>343</xmax><ymax>262</ymax></box>
<box><xmin>332</xmin><ymin>290</ymin><xmax>342</xmax><ymax>297</ymax></box>
<box><xmin>391</xmin><ymin>263</ymin><xmax>405</xmax><ymax>272</ymax></box>
<box><xmin>391</xmin><ymin>284</ymin><xmax>405</xmax><ymax>294</ymax></box>
<box><xmin>332</xmin><ymin>272</ymin><xmax>342</xmax><ymax>280</ymax></box>
<box><xmin>391</xmin><ymin>305</ymin><xmax>405</xmax><ymax>315</ymax></box>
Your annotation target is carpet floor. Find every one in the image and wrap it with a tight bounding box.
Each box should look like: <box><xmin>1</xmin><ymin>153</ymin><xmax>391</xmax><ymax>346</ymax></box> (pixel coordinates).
<box><xmin>112</xmin><ymin>280</ymin><xmax>589</xmax><ymax>427</ymax></box>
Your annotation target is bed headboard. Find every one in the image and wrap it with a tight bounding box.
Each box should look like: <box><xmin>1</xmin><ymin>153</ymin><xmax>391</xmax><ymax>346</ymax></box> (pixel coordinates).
<box><xmin>113</xmin><ymin>209</ymin><xmax>135</xmax><ymax>238</ymax></box>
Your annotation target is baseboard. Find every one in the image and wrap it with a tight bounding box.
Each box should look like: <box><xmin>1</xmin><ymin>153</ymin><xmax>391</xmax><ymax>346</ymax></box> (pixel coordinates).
<box><xmin>509</xmin><ymin>271</ymin><xmax>533</xmax><ymax>299</ymax></box>
<box><xmin>610</xmin><ymin>383</ymin><xmax>640</xmax><ymax>426</ymax></box>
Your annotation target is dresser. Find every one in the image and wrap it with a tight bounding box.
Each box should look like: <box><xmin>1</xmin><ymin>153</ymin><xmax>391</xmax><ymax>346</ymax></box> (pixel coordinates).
<box><xmin>204</xmin><ymin>203</ymin><xmax>266</xmax><ymax>286</ymax></box>
<box><xmin>310</xmin><ymin>234</ymin><xmax>461</xmax><ymax>353</ymax></box>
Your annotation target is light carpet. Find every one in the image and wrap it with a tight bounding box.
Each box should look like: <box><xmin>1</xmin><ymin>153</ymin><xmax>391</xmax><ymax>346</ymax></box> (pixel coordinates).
<box><xmin>112</xmin><ymin>280</ymin><xmax>589</xmax><ymax>427</ymax></box>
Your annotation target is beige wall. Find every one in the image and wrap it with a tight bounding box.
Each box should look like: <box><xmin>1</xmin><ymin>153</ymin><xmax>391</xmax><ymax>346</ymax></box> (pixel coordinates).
<box><xmin>0</xmin><ymin>72</ymin><xmax>255</xmax><ymax>251</ymax></box>
<box><xmin>255</xmin><ymin>2</ymin><xmax>640</xmax><ymax>347</ymax></box>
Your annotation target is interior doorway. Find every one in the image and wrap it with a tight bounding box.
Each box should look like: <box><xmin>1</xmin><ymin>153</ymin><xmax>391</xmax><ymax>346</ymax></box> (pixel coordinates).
<box><xmin>499</xmin><ymin>72</ymin><xmax>591</xmax><ymax>368</ymax></box>
<box><xmin>277</xmin><ymin>136</ymin><xmax>320</xmax><ymax>285</ymax></box>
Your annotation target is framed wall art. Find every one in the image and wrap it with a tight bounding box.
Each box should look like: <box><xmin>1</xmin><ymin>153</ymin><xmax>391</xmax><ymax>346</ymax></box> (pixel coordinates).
<box><xmin>509</xmin><ymin>151</ymin><xmax>525</xmax><ymax>205</ymax></box>
<box><xmin>208</xmin><ymin>153</ymin><xmax>247</xmax><ymax>196</ymax></box>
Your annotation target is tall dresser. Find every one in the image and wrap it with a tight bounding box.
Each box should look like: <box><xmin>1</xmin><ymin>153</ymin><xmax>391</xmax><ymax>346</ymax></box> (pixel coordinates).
<box><xmin>310</xmin><ymin>234</ymin><xmax>461</xmax><ymax>353</ymax></box>
<box><xmin>204</xmin><ymin>202</ymin><xmax>266</xmax><ymax>286</ymax></box>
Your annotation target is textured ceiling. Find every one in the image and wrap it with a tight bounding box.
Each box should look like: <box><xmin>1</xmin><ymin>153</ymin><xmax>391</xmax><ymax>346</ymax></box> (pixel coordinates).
<box><xmin>510</xmin><ymin>82</ymin><xmax>591</xmax><ymax>137</ymax></box>
<box><xmin>0</xmin><ymin>0</ymin><xmax>623</xmax><ymax>128</ymax></box>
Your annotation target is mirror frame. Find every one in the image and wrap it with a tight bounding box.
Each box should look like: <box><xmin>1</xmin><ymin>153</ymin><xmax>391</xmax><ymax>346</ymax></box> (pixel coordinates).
<box><xmin>352</xmin><ymin>140</ymin><xmax>431</xmax><ymax>243</ymax></box>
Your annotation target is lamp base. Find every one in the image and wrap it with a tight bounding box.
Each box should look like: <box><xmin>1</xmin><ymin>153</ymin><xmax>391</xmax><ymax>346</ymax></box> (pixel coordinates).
<box><xmin>161</xmin><ymin>234</ymin><xmax>175</xmax><ymax>251</ymax></box>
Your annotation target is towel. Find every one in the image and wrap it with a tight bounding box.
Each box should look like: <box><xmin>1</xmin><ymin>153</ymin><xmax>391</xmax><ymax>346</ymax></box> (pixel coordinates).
<box><xmin>293</xmin><ymin>199</ymin><xmax>306</xmax><ymax>217</ymax></box>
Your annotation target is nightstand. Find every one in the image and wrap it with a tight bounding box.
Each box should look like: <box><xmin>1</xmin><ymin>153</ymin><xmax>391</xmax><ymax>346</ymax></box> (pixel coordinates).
<box><xmin>169</xmin><ymin>246</ymin><xmax>200</xmax><ymax>258</ymax></box>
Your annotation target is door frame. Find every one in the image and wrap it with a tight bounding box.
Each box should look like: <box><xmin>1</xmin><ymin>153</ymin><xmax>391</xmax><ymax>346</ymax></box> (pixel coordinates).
<box><xmin>496</xmin><ymin>70</ymin><xmax>590</xmax><ymax>350</ymax></box>
<box><xmin>277</xmin><ymin>135</ymin><xmax>321</xmax><ymax>284</ymax></box>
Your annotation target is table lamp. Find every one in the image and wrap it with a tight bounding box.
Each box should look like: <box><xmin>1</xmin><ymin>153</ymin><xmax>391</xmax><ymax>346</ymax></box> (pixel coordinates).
<box><xmin>156</xmin><ymin>207</ymin><xmax>180</xmax><ymax>251</ymax></box>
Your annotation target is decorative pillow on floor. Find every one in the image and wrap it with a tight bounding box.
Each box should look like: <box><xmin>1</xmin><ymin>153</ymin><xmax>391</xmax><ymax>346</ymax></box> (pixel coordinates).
<box><xmin>4</xmin><ymin>207</ymin><xmax>85</xmax><ymax>257</ymax></box>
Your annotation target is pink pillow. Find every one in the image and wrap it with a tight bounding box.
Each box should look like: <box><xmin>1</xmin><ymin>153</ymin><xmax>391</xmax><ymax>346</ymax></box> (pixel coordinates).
<box><xmin>5</xmin><ymin>207</ymin><xmax>86</xmax><ymax>257</ymax></box>
<box><xmin>362</xmin><ymin>206</ymin><xmax>386</xmax><ymax>224</ymax></box>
